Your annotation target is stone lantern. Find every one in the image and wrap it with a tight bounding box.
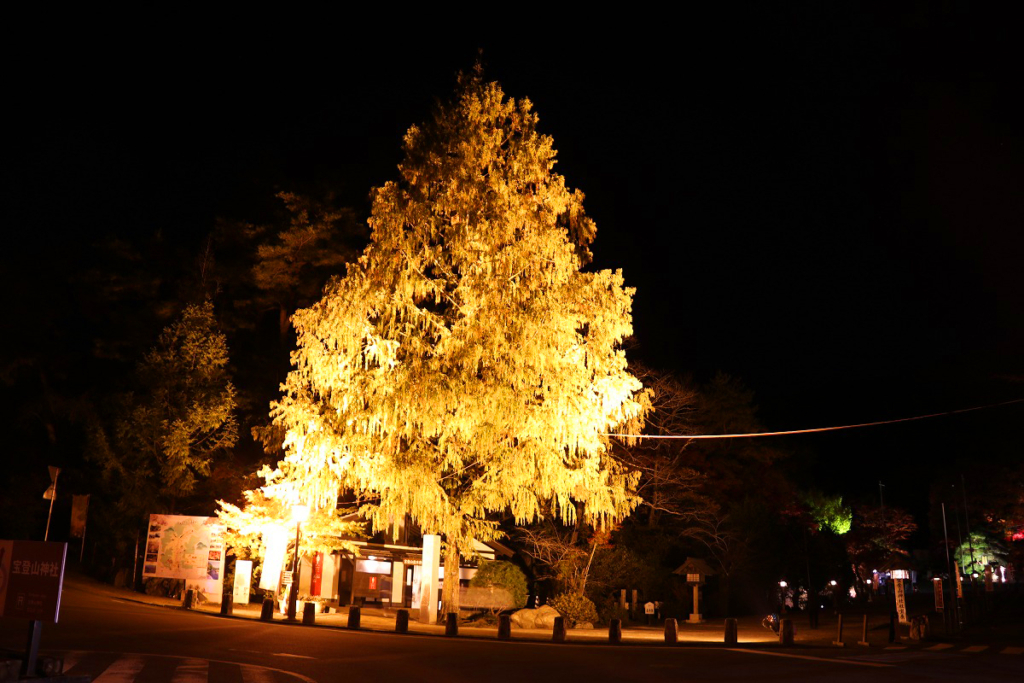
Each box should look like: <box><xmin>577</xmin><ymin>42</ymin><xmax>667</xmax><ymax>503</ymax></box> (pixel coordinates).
<box><xmin>673</xmin><ymin>557</ymin><xmax>715</xmax><ymax>624</ymax></box>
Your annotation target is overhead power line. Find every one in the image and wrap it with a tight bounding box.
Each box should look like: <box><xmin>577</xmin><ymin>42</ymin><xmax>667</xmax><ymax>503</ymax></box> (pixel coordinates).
<box><xmin>607</xmin><ymin>397</ymin><xmax>1024</xmax><ymax>440</ymax></box>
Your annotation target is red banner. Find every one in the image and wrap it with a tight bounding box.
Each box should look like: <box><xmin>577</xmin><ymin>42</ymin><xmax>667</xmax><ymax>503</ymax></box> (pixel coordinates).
<box><xmin>0</xmin><ymin>540</ymin><xmax>68</xmax><ymax>622</ymax></box>
<box><xmin>311</xmin><ymin>552</ymin><xmax>324</xmax><ymax>597</ymax></box>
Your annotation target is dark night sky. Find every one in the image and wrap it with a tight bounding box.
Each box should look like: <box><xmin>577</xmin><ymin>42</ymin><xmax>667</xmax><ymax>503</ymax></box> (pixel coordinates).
<box><xmin>6</xmin><ymin>7</ymin><xmax>1022</xmax><ymax>518</ymax></box>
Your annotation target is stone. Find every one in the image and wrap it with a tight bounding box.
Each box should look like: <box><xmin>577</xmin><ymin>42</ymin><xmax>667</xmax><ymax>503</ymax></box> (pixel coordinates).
<box><xmin>577</xmin><ymin>622</ymin><xmax>594</xmax><ymax>630</ymax></box>
<box><xmin>510</xmin><ymin>608</ymin><xmax>538</xmax><ymax>629</ymax></box>
<box><xmin>534</xmin><ymin>605</ymin><xmax>561</xmax><ymax>629</ymax></box>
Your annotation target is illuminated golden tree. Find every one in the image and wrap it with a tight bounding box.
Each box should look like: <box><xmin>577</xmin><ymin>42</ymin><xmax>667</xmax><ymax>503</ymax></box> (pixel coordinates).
<box><xmin>262</xmin><ymin>69</ymin><xmax>649</xmax><ymax>614</ymax></box>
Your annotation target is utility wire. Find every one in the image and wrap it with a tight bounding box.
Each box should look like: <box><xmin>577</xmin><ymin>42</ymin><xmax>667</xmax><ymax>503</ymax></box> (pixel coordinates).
<box><xmin>607</xmin><ymin>397</ymin><xmax>1024</xmax><ymax>440</ymax></box>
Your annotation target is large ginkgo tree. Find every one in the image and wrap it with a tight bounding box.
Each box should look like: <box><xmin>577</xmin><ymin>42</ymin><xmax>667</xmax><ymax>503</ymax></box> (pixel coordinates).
<box><xmin>255</xmin><ymin>68</ymin><xmax>650</xmax><ymax>614</ymax></box>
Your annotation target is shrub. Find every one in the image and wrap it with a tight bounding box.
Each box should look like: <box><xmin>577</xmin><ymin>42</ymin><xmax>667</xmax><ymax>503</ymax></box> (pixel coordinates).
<box><xmin>469</xmin><ymin>560</ymin><xmax>528</xmax><ymax>609</ymax></box>
<box><xmin>550</xmin><ymin>592</ymin><xmax>599</xmax><ymax>627</ymax></box>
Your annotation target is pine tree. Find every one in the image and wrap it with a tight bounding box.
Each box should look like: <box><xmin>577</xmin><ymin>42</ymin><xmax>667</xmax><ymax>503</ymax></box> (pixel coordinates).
<box><xmin>261</xmin><ymin>69</ymin><xmax>649</xmax><ymax>614</ymax></box>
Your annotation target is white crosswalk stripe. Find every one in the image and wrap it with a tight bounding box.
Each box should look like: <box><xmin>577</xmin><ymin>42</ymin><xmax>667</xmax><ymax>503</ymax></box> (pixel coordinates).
<box><xmin>172</xmin><ymin>657</ymin><xmax>208</xmax><ymax>682</ymax></box>
<box><xmin>60</xmin><ymin>651</ymin><xmax>313</xmax><ymax>682</ymax></box>
<box><xmin>93</xmin><ymin>656</ymin><xmax>146</xmax><ymax>682</ymax></box>
<box><xmin>242</xmin><ymin>664</ymin><xmax>279</xmax><ymax>683</ymax></box>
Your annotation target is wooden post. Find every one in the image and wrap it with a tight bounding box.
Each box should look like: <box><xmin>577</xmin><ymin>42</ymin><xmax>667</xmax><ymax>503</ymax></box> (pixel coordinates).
<box><xmin>396</xmin><ymin>609</ymin><xmax>409</xmax><ymax>634</ymax></box>
<box><xmin>779</xmin><ymin>618</ymin><xmax>794</xmax><ymax>645</ymax></box>
<box><xmin>348</xmin><ymin>605</ymin><xmax>361</xmax><ymax>629</ymax></box>
<box><xmin>833</xmin><ymin>613</ymin><xmax>844</xmax><ymax>647</ymax></box>
<box><xmin>857</xmin><ymin>614</ymin><xmax>870</xmax><ymax>646</ymax></box>
<box><xmin>552</xmin><ymin>616</ymin><xmax>566</xmax><ymax>642</ymax></box>
<box><xmin>609</xmin><ymin>618</ymin><xmax>622</xmax><ymax>644</ymax></box>
<box><xmin>498</xmin><ymin>614</ymin><xmax>511</xmax><ymax>640</ymax></box>
<box><xmin>664</xmin><ymin>618</ymin><xmax>678</xmax><ymax>644</ymax></box>
<box><xmin>724</xmin><ymin>618</ymin><xmax>738</xmax><ymax>645</ymax></box>
<box><xmin>302</xmin><ymin>601</ymin><xmax>316</xmax><ymax>625</ymax></box>
<box><xmin>260</xmin><ymin>597</ymin><xmax>274</xmax><ymax>621</ymax></box>
<box><xmin>445</xmin><ymin>612</ymin><xmax>458</xmax><ymax>637</ymax></box>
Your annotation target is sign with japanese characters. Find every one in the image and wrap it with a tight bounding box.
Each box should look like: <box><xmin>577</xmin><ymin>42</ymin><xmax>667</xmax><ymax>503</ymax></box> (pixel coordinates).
<box><xmin>933</xmin><ymin>577</ymin><xmax>943</xmax><ymax>611</ymax></box>
<box><xmin>0</xmin><ymin>540</ymin><xmax>68</xmax><ymax>622</ymax></box>
<box><xmin>894</xmin><ymin>578</ymin><xmax>908</xmax><ymax>624</ymax></box>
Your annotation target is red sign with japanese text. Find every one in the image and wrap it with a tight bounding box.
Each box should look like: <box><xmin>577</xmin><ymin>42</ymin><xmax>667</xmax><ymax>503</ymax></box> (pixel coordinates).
<box><xmin>0</xmin><ymin>540</ymin><xmax>68</xmax><ymax>622</ymax></box>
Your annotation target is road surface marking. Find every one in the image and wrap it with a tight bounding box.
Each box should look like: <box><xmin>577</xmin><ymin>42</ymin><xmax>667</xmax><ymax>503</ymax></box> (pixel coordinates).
<box><xmin>93</xmin><ymin>656</ymin><xmax>146</xmax><ymax>682</ymax></box>
<box><xmin>1002</xmin><ymin>646</ymin><xmax>1023</xmax><ymax>655</ymax></box>
<box><xmin>172</xmin><ymin>657</ymin><xmax>207</xmax><ymax>682</ymax></box>
<box><xmin>962</xmin><ymin>645</ymin><xmax>987</xmax><ymax>653</ymax></box>
<box><xmin>61</xmin><ymin>654</ymin><xmax>80</xmax><ymax>672</ymax></box>
<box><xmin>884</xmin><ymin>646</ymin><xmax>906</xmax><ymax>650</ymax></box>
<box><xmin>729</xmin><ymin>649</ymin><xmax>893</xmax><ymax>668</ymax></box>
<box><xmin>60</xmin><ymin>651</ymin><xmax>316</xmax><ymax>683</ymax></box>
<box><xmin>926</xmin><ymin>643</ymin><xmax>953</xmax><ymax>651</ymax></box>
<box><xmin>241</xmin><ymin>665</ymin><xmax>278</xmax><ymax>683</ymax></box>
<box><xmin>272</xmin><ymin>652</ymin><xmax>315</xmax><ymax>659</ymax></box>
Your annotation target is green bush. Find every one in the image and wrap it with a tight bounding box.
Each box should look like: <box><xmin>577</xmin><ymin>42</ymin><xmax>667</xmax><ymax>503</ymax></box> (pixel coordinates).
<box><xmin>550</xmin><ymin>592</ymin><xmax>599</xmax><ymax>627</ymax></box>
<box><xmin>469</xmin><ymin>560</ymin><xmax>528</xmax><ymax>609</ymax></box>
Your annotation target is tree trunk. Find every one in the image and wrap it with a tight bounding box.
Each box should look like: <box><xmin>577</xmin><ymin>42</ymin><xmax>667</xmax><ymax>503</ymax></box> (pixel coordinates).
<box><xmin>441</xmin><ymin>540</ymin><xmax>461</xmax><ymax>616</ymax></box>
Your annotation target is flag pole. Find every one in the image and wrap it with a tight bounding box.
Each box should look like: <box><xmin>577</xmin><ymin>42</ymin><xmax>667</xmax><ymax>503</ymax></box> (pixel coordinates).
<box><xmin>44</xmin><ymin>467</ymin><xmax>59</xmax><ymax>541</ymax></box>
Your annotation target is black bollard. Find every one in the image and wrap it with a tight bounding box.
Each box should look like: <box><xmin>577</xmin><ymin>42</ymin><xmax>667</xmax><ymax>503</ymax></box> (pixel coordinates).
<box><xmin>664</xmin><ymin>618</ymin><xmax>678</xmax><ymax>644</ymax></box>
<box><xmin>552</xmin><ymin>616</ymin><xmax>567</xmax><ymax>643</ymax></box>
<box><xmin>445</xmin><ymin>612</ymin><xmax>459</xmax><ymax>637</ymax></box>
<box><xmin>220</xmin><ymin>599</ymin><xmax>233</xmax><ymax>617</ymax></box>
<box><xmin>498</xmin><ymin>614</ymin><xmax>511</xmax><ymax>640</ymax></box>
<box><xmin>182</xmin><ymin>589</ymin><xmax>195</xmax><ymax>609</ymax></box>
<box><xmin>888</xmin><ymin>612</ymin><xmax>897</xmax><ymax>643</ymax></box>
<box><xmin>609</xmin><ymin>618</ymin><xmax>622</xmax><ymax>644</ymax></box>
<box><xmin>724</xmin><ymin>618</ymin><xmax>738</xmax><ymax>646</ymax></box>
<box><xmin>396</xmin><ymin>609</ymin><xmax>409</xmax><ymax>634</ymax></box>
<box><xmin>302</xmin><ymin>601</ymin><xmax>316</xmax><ymax>625</ymax></box>
<box><xmin>260</xmin><ymin>597</ymin><xmax>274</xmax><ymax>621</ymax></box>
<box><xmin>348</xmin><ymin>606</ymin><xmax>361</xmax><ymax>629</ymax></box>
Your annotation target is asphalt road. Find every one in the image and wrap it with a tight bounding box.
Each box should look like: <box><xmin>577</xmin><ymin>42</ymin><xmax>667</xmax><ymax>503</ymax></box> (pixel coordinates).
<box><xmin>1</xmin><ymin>584</ymin><xmax>1020</xmax><ymax>682</ymax></box>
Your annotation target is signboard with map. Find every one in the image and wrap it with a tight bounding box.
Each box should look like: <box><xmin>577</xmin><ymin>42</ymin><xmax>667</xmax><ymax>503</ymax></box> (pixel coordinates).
<box><xmin>143</xmin><ymin>515</ymin><xmax>225</xmax><ymax>600</ymax></box>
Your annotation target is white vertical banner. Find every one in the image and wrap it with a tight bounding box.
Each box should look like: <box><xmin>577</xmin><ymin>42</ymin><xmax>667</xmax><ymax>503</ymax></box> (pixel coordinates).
<box><xmin>259</xmin><ymin>527</ymin><xmax>288</xmax><ymax>592</ymax></box>
<box><xmin>419</xmin><ymin>534</ymin><xmax>440</xmax><ymax>624</ymax></box>
<box><xmin>233</xmin><ymin>560</ymin><xmax>253</xmax><ymax>604</ymax></box>
<box><xmin>894</xmin><ymin>578</ymin><xmax>908</xmax><ymax>624</ymax></box>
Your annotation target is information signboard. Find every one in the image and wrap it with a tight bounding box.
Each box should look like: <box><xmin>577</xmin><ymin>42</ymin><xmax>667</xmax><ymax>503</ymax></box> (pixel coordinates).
<box><xmin>0</xmin><ymin>540</ymin><xmax>68</xmax><ymax>623</ymax></box>
<box><xmin>894</xmin><ymin>578</ymin><xmax>908</xmax><ymax>624</ymax></box>
<box><xmin>933</xmin><ymin>577</ymin><xmax>944</xmax><ymax>611</ymax></box>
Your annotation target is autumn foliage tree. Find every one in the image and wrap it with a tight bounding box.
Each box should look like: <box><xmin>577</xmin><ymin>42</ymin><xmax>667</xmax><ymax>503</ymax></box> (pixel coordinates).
<box><xmin>257</xmin><ymin>69</ymin><xmax>650</xmax><ymax>614</ymax></box>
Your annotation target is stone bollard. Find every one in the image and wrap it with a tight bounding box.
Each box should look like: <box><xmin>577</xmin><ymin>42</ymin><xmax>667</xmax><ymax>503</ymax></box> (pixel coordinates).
<box><xmin>857</xmin><ymin>614</ymin><xmax>870</xmax><ymax>646</ymax></box>
<box><xmin>498</xmin><ymin>614</ymin><xmax>511</xmax><ymax>640</ymax></box>
<box><xmin>182</xmin><ymin>589</ymin><xmax>195</xmax><ymax>609</ymax></box>
<box><xmin>445</xmin><ymin>612</ymin><xmax>459</xmax><ymax>637</ymax></box>
<box><xmin>302</xmin><ymin>601</ymin><xmax>316</xmax><ymax>625</ymax></box>
<box><xmin>220</xmin><ymin>599</ymin><xmax>233</xmax><ymax>617</ymax></box>
<box><xmin>553</xmin><ymin>616</ymin><xmax>567</xmax><ymax>642</ymax></box>
<box><xmin>664</xmin><ymin>618</ymin><xmax>678</xmax><ymax>644</ymax></box>
<box><xmin>778</xmin><ymin>618</ymin><xmax>794</xmax><ymax>645</ymax></box>
<box><xmin>260</xmin><ymin>597</ymin><xmax>274</xmax><ymax>621</ymax></box>
<box><xmin>833</xmin><ymin>613</ymin><xmax>844</xmax><ymax>647</ymax></box>
<box><xmin>724</xmin><ymin>618</ymin><xmax>738</xmax><ymax>646</ymax></box>
<box><xmin>609</xmin><ymin>619</ymin><xmax>622</xmax><ymax>644</ymax></box>
<box><xmin>348</xmin><ymin>606</ymin><xmax>361</xmax><ymax>629</ymax></box>
<box><xmin>396</xmin><ymin>609</ymin><xmax>410</xmax><ymax>634</ymax></box>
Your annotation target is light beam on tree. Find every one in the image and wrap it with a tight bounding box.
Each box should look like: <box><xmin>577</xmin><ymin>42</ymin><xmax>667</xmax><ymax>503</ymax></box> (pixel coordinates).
<box><xmin>261</xmin><ymin>67</ymin><xmax>650</xmax><ymax>615</ymax></box>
